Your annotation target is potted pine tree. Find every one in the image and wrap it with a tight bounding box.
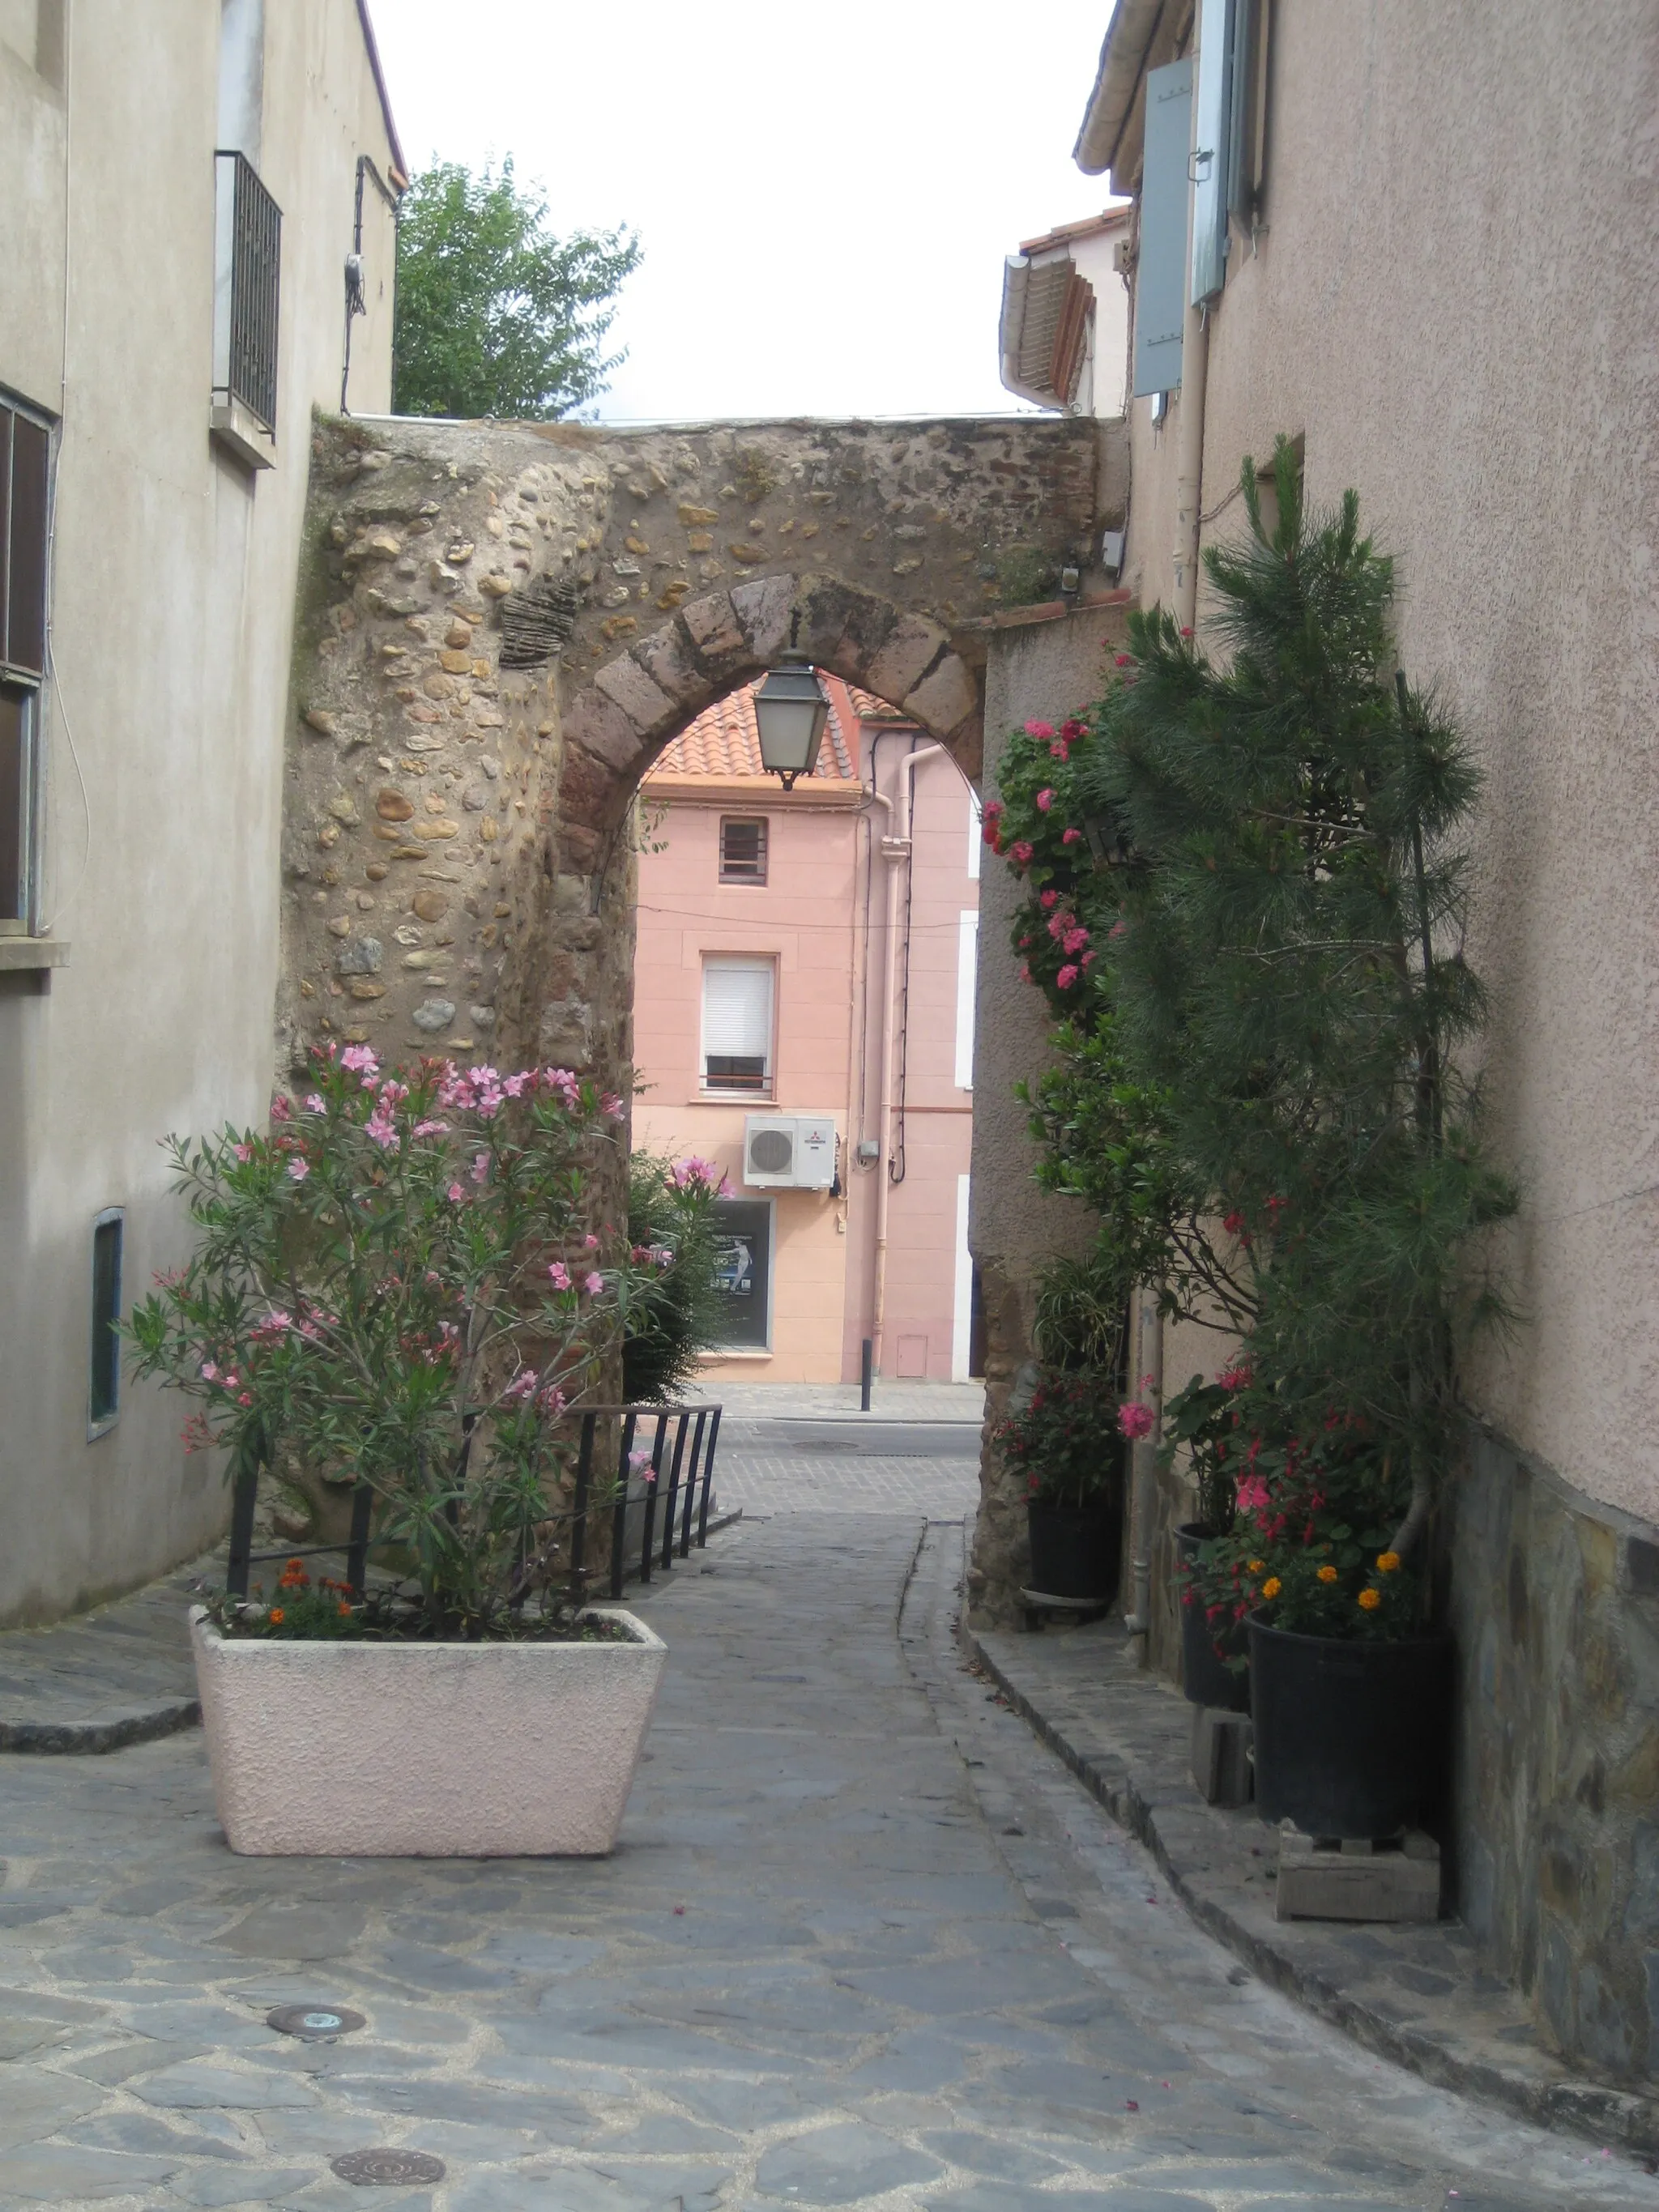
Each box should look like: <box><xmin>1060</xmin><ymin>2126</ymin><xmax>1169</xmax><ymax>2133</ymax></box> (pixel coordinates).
<box><xmin>1088</xmin><ymin>441</ymin><xmax>1515</xmax><ymax>1837</ymax></box>
<box><xmin>130</xmin><ymin>1046</ymin><xmax>679</xmax><ymax>1858</ymax></box>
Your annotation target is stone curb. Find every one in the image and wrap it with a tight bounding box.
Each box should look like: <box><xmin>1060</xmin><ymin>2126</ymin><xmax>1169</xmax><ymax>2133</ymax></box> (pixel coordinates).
<box><xmin>962</xmin><ymin>1621</ymin><xmax>1659</xmax><ymax>2162</ymax></box>
<box><xmin>0</xmin><ymin>1696</ymin><xmax>202</xmax><ymax>1756</ymax></box>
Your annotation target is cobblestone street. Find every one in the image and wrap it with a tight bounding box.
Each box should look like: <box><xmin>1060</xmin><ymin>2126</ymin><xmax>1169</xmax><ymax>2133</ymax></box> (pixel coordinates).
<box><xmin>0</xmin><ymin>1458</ymin><xmax>1653</xmax><ymax>2209</ymax></box>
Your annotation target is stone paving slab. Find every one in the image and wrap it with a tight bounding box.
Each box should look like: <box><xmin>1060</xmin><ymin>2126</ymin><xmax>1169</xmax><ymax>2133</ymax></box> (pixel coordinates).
<box><xmin>964</xmin><ymin>1610</ymin><xmax>1659</xmax><ymax>2160</ymax></box>
<box><xmin>0</xmin><ymin>1559</ymin><xmax>215</xmax><ymax>1754</ymax></box>
<box><xmin>0</xmin><ymin>1501</ymin><xmax>1652</xmax><ymax>2210</ymax></box>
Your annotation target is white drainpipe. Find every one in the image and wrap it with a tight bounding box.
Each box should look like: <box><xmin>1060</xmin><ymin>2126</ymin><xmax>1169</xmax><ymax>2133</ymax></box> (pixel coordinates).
<box><xmin>871</xmin><ymin>744</ymin><xmax>943</xmax><ymax>1375</ymax></box>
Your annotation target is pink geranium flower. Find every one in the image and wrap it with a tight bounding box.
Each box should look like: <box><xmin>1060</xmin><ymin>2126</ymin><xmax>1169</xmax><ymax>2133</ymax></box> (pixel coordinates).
<box><xmin>1118</xmin><ymin>1402</ymin><xmax>1155</xmax><ymax>1439</ymax></box>
<box><xmin>1061</xmin><ymin>826</ymin><xmax>1083</xmax><ymax>846</ymax></box>
<box><xmin>1010</xmin><ymin>840</ymin><xmax>1034</xmax><ymax>866</ymax></box>
<box><xmin>1024</xmin><ymin>720</ymin><xmax>1055</xmax><ymax>739</ymax></box>
<box><xmin>1035</xmin><ymin>788</ymin><xmax>1054</xmax><ymax>812</ymax></box>
<box><xmin>1056</xmin><ymin>964</ymin><xmax>1080</xmax><ymax>989</ymax></box>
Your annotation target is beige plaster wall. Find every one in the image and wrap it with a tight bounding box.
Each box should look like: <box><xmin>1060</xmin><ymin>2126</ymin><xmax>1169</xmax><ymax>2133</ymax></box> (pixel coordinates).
<box><xmin>0</xmin><ymin>0</ymin><xmax>397</xmax><ymax>1626</ymax></box>
<box><xmin>1112</xmin><ymin>0</ymin><xmax>1659</xmax><ymax>1532</ymax></box>
<box><xmin>966</xmin><ymin>601</ymin><xmax>1130</xmax><ymax>1624</ymax></box>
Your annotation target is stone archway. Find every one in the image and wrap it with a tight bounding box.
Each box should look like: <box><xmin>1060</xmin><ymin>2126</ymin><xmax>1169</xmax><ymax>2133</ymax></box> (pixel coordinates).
<box><xmin>281</xmin><ymin>411</ymin><xmax>1102</xmax><ymax>1082</ymax></box>
<box><xmin>555</xmin><ymin>573</ymin><xmax>981</xmax><ymax>880</ymax></box>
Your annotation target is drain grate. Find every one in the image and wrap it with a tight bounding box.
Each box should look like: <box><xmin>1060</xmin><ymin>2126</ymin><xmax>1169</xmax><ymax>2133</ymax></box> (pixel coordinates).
<box><xmin>267</xmin><ymin>2004</ymin><xmax>365</xmax><ymax>2041</ymax></box>
<box><xmin>331</xmin><ymin>2148</ymin><xmax>446</xmax><ymax>2186</ymax></box>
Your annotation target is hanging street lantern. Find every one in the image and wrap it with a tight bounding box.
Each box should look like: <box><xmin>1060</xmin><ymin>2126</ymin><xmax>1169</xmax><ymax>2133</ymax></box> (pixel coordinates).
<box><xmin>753</xmin><ymin>654</ymin><xmax>830</xmax><ymax>790</ymax></box>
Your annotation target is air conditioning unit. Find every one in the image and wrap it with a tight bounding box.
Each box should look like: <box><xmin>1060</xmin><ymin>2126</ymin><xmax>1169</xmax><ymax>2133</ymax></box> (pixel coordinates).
<box><xmin>743</xmin><ymin>1114</ymin><xmax>838</xmax><ymax>1190</ymax></box>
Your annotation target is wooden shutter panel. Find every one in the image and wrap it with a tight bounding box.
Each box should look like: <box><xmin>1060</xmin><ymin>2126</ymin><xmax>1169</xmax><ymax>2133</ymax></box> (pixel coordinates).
<box><xmin>1132</xmin><ymin>58</ymin><xmax>1193</xmax><ymax>398</ymax></box>
<box><xmin>6</xmin><ymin>411</ymin><xmax>49</xmax><ymax>676</ymax></box>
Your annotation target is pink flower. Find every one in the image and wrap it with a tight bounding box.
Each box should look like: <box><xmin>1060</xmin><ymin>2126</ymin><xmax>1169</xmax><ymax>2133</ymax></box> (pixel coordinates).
<box><xmin>602</xmin><ymin>1092</ymin><xmax>625</xmax><ymax>1119</ymax></box>
<box><xmin>582</xmin><ymin>1234</ymin><xmax>599</xmax><ymax>1251</ymax></box>
<box><xmin>304</xmin><ymin>1093</ymin><xmax>326</xmax><ymax>1115</ymax></box>
<box><xmin>269</xmin><ymin>1094</ymin><xmax>292</xmax><ymax>1123</ymax></box>
<box><xmin>1109</xmin><ymin>920</ymin><xmax>1127</xmax><ymax>939</ymax></box>
<box><xmin>1039</xmin><ymin>889</ymin><xmax>1059</xmax><ymax>910</ymax></box>
<box><xmin>365</xmin><ymin>1106</ymin><xmax>399</xmax><ymax>1152</ymax></box>
<box><xmin>505</xmin><ymin>1367</ymin><xmax>539</xmax><ymax>1402</ymax></box>
<box><xmin>470</xmin><ymin>1152</ymin><xmax>491</xmax><ymax>1183</ymax></box>
<box><xmin>1035</xmin><ymin>788</ymin><xmax>1054</xmax><ymax>812</ymax></box>
<box><xmin>983</xmin><ymin>799</ymin><xmax>1002</xmax><ymax>819</ymax></box>
<box><xmin>233</xmin><ymin>1142</ymin><xmax>254</xmax><ymax>1164</ymax></box>
<box><xmin>503</xmin><ymin>1072</ymin><xmax>529</xmax><ymax>1097</ymax></box>
<box><xmin>1062</xmin><ymin>927</ymin><xmax>1090</xmax><ymax>954</ymax></box>
<box><xmin>539</xmin><ymin>1384</ymin><xmax>566</xmax><ymax>1417</ymax></box>
<box><xmin>412</xmin><ymin>1119</ymin><xmax>449</xmax><ymax>1139</ymax></box>
<box><xmin>1081</xmin><ymin>950</ymin><xmax>1097</xmax><ymax>968</ymax></box>
<box><xmin>1010</xmin><ymin>840</ymin><xmax>1034</xmax><ymax>866</ymax></box>
<box><xmin>286</xmin><ymin>1157</ymin><xmax>309</xmax><ymax>1181</ymax></box>
<box><xmin>1235</xmin><ymin>1474</ymin><xmax>1270</xmax><ymax>1515</ymax></box>
<box><xmin>1114</xmin><ymin>653</ymin><xmax>1133</xmax><ymax>669</ymax></box>
<box><xmin>1025</xmin><ymin>720</ymin><xmax>1055</xmax><ymax>739</ymax></box>
<box><xmin>446</xmin><ymin>1182</ymin><xmax>466</xmax><ymax>1203</ymax></box>
<box><xmin>339</xmin><ymin>1045</ymin><xmax>378</xmax><ymax>1076</ymax></box>
<box><xmin>548</xmin><ymin>1261</ymin><xmax>571</xmax><ymax>1291</ymax></box>
<box><xmin>1061</xmin><ymin>826</ymin><xmax>1083</xmax><ymax>846</ymax></box>
<box><xmin>1118</xmin><ymin>1402</ymin><xmax>1155</xmax><ymax>1440</ymax></box>
<box><xmin>1049</xmin><ymin>741</ymin><xmax>1069</xmax><ymax>761</ymax></box>
<box><xmin>237</xmin><ymin>1391</ymin><xmax>253</xmax><ymax>1407</ymax></box>
<box><xmin>1019</xmin><ymin>962</ymin><xmax>1031</xmax><ymax>982</ymax></box>
<box><xmin>199</xmin><ymin>1362</ymin><xmax>219</xmax><ymax>1382</ymax></box>
<box><xmin>1056</xmin><ymin>964</ymin><xmax>1080</xmax><ymax>989</ymax></box>
<box><xmin>582</xmin><ymin>1272</ymin><xmax>605</xmax><ymax>1296</ymax></box>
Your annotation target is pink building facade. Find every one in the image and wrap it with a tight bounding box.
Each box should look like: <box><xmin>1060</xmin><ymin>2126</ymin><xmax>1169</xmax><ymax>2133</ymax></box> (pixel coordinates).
<box><xmin>631</xmin><ymin>676</ymin><xmax>982</xmax><ymax>1385</ymax></box>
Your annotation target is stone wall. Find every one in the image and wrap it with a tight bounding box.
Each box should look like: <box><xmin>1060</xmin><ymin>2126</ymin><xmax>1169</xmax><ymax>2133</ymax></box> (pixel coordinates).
<box><xmin>1449</xmin><ymin>1427</ymin><xmax>1659</xmax><ymax>2082</ymax></box>
<box><xmin>281</xmin><ymin>411</ymin><xmax>1104</xmax><ymax>1101</ymax></box>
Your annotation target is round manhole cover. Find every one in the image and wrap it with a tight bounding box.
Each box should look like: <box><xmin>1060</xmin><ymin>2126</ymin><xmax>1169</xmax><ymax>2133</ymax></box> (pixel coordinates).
<box><xmin>267</xmin><ymin>2004</ymin><xmax>365</xmax><ymax>2040</ymax></box>
<box><xmin>331</xmin><ymin>2148</ymin><xmax>446</xmax><ymax>2186</ymax></box>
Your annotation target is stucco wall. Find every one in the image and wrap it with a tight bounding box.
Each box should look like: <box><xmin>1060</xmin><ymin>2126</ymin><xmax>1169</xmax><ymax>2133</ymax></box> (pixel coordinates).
<box><xmin>0</xmin><ymin>0</ymin><xmax>397</xmax><ymax>1626</ymax></box>
<box><xmin>966</xmin><ymin>601</ymin><xmax>1130</xmax><ymax>1625</ymax></box>
<box><xmin>1119</xmin><ymin>0</ymin><xmax>1659</xmax><ymax>1535</ymax></box>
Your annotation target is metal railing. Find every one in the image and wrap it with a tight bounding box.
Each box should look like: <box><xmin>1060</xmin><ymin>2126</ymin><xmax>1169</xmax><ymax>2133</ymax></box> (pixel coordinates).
<box><xmin>213</xmin><ymin>151</ymin><xmax>282</xmax><ymax>434</ymax></box>
<box><xmin>224</xmin><ymin>1403</ymin><xmax>724</xmax><ymax>1609</ymax></box>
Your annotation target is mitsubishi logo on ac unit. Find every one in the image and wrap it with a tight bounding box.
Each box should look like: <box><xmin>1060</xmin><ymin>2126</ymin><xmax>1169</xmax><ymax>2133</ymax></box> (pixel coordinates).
<box><xmin>742</xmin><ymin>1114</ymin><xmax>838</xmax><ymax>1190</ymax></box>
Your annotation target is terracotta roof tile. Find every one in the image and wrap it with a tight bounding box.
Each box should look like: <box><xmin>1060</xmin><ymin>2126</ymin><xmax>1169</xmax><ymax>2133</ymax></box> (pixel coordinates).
<box><xmin>648</xmin><ymin>679</ymin><xmax>859</xmax><ymax>784</ymax></box>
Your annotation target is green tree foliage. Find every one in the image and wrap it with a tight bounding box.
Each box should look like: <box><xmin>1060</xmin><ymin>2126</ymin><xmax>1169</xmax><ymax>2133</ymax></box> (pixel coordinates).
<box><xmin>393</xmin><ymin>159</ymin><xmax>640</xmax><ymax>420</ymax></box>
<box><xmin>990</xmin><ymin>438</ymin><xmax>1517</xmax><ymax>1572</ymax></box>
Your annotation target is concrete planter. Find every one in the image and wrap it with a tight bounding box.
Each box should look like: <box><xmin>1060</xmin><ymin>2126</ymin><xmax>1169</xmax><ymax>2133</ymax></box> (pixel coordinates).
<box><xmin>190</xmin><ymin>1606</ymin><xmax>665</xmax><ymax>1857</ymax></box>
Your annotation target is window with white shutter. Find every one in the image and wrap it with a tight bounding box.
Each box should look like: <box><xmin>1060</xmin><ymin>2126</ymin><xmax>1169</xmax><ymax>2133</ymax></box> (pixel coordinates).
<box><xmin>702</xmin><ymin>957</ymin><xmax>774</xmax><ymax>1093</ymax></box>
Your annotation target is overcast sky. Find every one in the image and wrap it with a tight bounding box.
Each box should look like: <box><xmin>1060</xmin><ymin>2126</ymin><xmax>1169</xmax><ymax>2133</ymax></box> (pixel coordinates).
<box><xmin>369</xmin><ymin>2</ymin><xmax>1121</xmax><ymax>423</ymax></box>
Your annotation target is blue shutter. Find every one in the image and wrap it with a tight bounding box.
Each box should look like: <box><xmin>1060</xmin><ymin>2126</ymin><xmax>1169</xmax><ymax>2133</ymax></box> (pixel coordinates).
<box><xmin>1132</xmin><ymin>58</ymin><xmax>1192</xmax><ymax>398</ymax></box>
<box><xmin>1191</xmin><ymin>0</ymin><xmax>1235</xmax><ymax>304</ymax></box>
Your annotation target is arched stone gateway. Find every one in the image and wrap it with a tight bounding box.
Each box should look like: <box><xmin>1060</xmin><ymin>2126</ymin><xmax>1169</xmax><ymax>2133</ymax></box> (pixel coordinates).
<box><xmin>283</xmin><ymin>409</ymin><xmax>1123</xmax><ymax>1626</ymax></box>
<box><xmin>284</xmin><ymin>411</ymin><xmax>1104</xmax><ymax>1079</ymax></box>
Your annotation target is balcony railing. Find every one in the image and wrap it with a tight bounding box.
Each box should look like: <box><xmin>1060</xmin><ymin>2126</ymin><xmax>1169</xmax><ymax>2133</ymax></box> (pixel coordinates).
<box><xmin>212</xmin><ymin>150</ymin><xmax>281</xmax><ymax>436</ymax></box>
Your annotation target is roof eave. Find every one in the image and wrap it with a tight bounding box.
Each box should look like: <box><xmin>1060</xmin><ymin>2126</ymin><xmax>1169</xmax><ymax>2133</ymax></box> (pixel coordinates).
<box><xmin>1073</xmin><ymin>0</ymin><xmax>1167</xmax><ymax>180</ymax></box>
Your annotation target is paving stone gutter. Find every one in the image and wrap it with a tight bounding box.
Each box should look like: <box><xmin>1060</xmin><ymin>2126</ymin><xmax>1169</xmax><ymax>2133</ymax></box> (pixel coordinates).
<box><xmin>962</xmin><ymin>1610</ymin><xmax>1659</xmax><ymax>2163</ymax></box>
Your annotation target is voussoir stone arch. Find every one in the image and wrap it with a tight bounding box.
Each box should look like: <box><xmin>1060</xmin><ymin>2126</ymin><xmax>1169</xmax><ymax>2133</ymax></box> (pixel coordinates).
<box><xmin>557</xmin><ymin>573</ymin><xmax>979</xmax><ymax>874</ymax></box>
<box><xmin>280</xmin><ymin>411</ymin><xmax>1100</xmax><ymax>1079</ymax></box>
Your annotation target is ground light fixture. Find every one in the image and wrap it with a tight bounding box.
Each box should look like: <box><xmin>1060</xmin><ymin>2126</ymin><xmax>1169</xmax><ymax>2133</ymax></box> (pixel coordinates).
<box><xmin>753</xmin><ymin>654</ymin><xmax>830</xmax><ymax>789</ymax></box>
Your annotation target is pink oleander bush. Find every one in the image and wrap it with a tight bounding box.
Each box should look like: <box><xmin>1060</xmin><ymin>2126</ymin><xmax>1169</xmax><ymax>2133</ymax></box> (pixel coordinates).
<box><xmin>130</xmin><ymin>1043</ymin><xmax>655</xmax><ymax>1638</ymax></box>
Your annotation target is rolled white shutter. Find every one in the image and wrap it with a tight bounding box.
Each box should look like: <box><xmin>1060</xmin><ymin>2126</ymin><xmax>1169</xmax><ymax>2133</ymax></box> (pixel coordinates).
<box><xmin>702</xmin><ymin>959</ymin><xmax>773</xmax><ymax>1067</ymax></box>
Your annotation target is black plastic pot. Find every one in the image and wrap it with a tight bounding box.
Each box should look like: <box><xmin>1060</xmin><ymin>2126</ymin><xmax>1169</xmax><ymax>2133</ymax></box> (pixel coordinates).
<box><xmin>1247</xmin><ymin>1612</ymin><xmax>1451</xmax><ymax>1839</ymax></box>
<box><xmin>1174</xmin><ymin>1524</ymin><xmax>1250</xmax><ymax>1711</ymax></box>
<box><xmin>1027</xmin><ymin>1497</ymin><xmax>1122</xmax><ymax>1604</ymax></box>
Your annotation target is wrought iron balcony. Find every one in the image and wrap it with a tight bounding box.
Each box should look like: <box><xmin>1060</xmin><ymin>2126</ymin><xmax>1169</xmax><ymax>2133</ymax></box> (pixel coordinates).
<box><xmin>212</xmin><ymin>150</ymin><xmax>282</xmax><ymax>439</ymax></box>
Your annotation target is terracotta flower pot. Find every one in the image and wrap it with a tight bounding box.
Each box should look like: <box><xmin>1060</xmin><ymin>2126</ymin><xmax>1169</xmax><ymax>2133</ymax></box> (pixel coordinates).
<box><xmin>190</xmin><ymin>1606</ymin><xmax>665</xmax><ymax>1856</ymax></box>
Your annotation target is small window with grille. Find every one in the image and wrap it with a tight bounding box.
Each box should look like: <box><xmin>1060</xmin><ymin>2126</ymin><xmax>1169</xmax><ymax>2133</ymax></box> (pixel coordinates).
<box><xmin>719</xmin><ymin>817</ymin><xmax>767</xmax><ymax>884</ymax></box>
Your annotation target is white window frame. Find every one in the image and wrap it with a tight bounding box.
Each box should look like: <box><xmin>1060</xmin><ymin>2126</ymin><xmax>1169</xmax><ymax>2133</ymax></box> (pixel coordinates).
<box><xmin>700</xmin><ymin>953</ymin><xmax>777</xmax><ymax>1097</ymax></box>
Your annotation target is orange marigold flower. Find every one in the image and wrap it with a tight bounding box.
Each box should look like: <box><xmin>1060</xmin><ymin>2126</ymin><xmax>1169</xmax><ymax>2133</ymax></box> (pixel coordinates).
<box><xmin>1358</xmin><ymin>1588</ymin><xmax>1382</xmax><ymax>1611</ymax></box>
<box><xmin>1376</xmin><ymin>1551</ymin><xmax>1401</xmax><ymax>1574</ymax></box>
<box><xmin>1247</xmin><ymin>1559</ymin><xmax>1265</xmax><ymax>1575</ymax></box>
<box><xmin>285</xmin><ymin>1558</ymin><xmax>304</xmax><ymax>1572</ymax></box>
<box><xmin>268</xmin><ymin>1607</ymin><xmax>286</xmax><ymax>1626</ymax></box>
<box><xmin>1260</xmin><ymin>1576</ymin><xmax>1282</xmax><ymax>1600</ymax></box>
<box><xmin>338</xmin><ymin>1601</ymin><xmax>352</xmax><ymax>1617</ymax></box>
<box><xmin>1316</xmin><ymin>1565</ymin><xmax>1338</xmax><ymax>1584</ymax></box>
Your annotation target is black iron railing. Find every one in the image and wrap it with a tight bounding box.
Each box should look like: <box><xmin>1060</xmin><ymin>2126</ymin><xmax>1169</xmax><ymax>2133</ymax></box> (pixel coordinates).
<box><xmin>224</xmin><ymin>1403</ymin><xmax>724</xmax><ymax>1607</ymax></box>
<box><xmin>213</xmin><ymin>150</ymin><xmax>281</xmax><ymax>434</ymax></box>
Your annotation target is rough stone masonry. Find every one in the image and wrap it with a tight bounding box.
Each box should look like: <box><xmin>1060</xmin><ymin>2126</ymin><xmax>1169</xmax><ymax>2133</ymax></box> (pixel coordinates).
<box><xmin>281</xmin><ymin>411</ymin><xmax>1102</xmax><ymax>1109</ymax></box>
